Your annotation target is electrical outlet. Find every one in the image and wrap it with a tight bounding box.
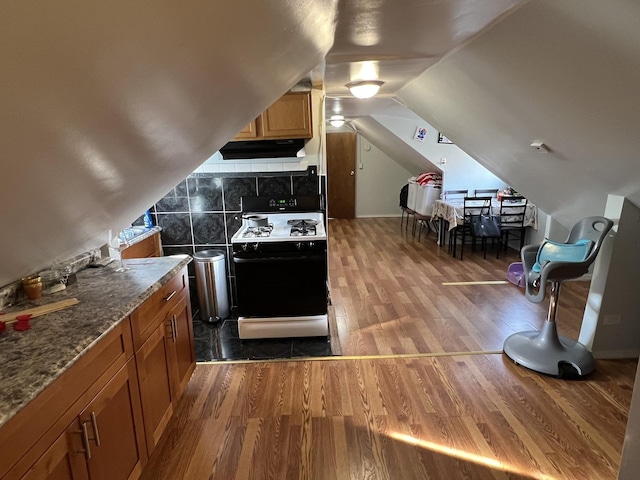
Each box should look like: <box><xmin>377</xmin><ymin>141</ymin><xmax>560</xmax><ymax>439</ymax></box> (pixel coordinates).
<box><xmin>603</xmin><ymin>314</ymin><xmax>622</xmax><ymax>325</ymax></box>
<box><xmin>440</xmin><ymin>157</ymin><xmax>447</xmax><ymax>165</ymax></box>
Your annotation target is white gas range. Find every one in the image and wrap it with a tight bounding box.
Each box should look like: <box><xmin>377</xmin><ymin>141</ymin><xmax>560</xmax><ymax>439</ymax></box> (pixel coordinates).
<box><xmin>231</xmin><ymin>195</ymin><xmax>329</xmax><ymax>340</ymax></box>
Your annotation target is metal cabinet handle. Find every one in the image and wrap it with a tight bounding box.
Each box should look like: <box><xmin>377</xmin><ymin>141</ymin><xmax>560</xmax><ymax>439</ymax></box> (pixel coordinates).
<box><xmin>163</xmin><ymin>290</ymin><xmax>177</xmax><ymax>302</ymax></box>
<box><xmin>350</xmin><ymin>170</ymin><xmax>355</xmax><ymax>176</ymax></box>
<box><xmin>78</xmin><ymin>422</ymin><xmax>92</xmax><ymax>460</ymax></box>
<box><xmin>165</xmin><ymin>320</ymin><xmax>174</xmax><ymax>341</ymax></box>
<box><xmin>89</xmin><ymin>411</ymin><xmax>101</xmax><ymax>446</ymax></box>
<box><xmin>166</xmin><ymin>317</ymin><xmax>176</xmax><ymax>342</ymax></box>
<box><xmin>172</xmin><ymin>315</ymin><xmax>178</xmax><ymax>340</ymax></box>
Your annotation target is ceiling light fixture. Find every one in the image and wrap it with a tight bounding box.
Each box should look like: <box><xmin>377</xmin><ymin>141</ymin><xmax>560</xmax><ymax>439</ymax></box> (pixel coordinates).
<box><xmin>329</xmin><ymin>115</ymin><xmax>345</xmax><ymax>127</ymax></box>
<box><xmin>346</xmin><ymin>80</ymin><xmax>384</xmax><ymax>99</ymax></box>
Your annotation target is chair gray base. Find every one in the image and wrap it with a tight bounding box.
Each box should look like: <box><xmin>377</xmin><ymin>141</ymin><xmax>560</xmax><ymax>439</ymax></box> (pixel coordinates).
<box><xmin>503</xmin><ymin>321</ymin><xmax>595</xmax><ymax>378</ymax></box>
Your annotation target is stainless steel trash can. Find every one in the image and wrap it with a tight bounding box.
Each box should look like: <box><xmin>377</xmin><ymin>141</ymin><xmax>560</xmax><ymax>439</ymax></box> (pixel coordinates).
<box><xmin>193</xmin><ymin>250</ymin><xmax>229</xmax><ymax>324</ymax></box>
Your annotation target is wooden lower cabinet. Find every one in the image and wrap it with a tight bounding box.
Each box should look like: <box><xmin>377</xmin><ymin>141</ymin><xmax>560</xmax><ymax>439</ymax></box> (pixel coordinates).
<box><xmin>22</xmin><ymin>359</ymin><xmax>145</xmax><ymax>480</ymax></box>
<box><xmin>3</xmin><ymin>267</ymin><xmax>195</xmax><ymax>480</ymax></box>
<box><xmin>136</xmin><ymin>322</ymin><xmax>175</xmax><ymax>453</ymax></box>
<box><xmin>21</xmin><ymin>432</ymin><xmax>84</xmax><ymax>480</ymax></box>
<box><xmin>136</xmin><ymin>292</ymin><xmax>194</xmax><ymax>454</ymax></box>
<box><xmin>78</xmin><ymin>358</ymin><xmax>146</xmax><ymax>480</ymax></box>
<box><xmin>167</xmin><ymin>293</ymin><xmax>196</xmax><ymax>399</ymax></box>
<box><xmin>121</xmin><ymin>233</ymin><xmax>161</xmax><ymax>259</ymax></box>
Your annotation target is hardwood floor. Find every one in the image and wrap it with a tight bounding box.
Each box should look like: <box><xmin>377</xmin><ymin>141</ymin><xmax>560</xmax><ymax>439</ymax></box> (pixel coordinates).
<box><xmin>328</xmin><ymin>218</ymin><xmax>587</xmax><ymax>356</ymax></box>
<box><xmin>140</xmin><ymin>218</ymin><xmax>637</xmax><ymax>480</ymax></box>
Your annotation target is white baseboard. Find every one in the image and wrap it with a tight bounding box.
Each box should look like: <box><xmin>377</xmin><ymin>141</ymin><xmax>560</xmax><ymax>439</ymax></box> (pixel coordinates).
<box><xmin>356</xmin><ymin>214</ymin><xmax>403</xmax><ymax>218</ymax></box>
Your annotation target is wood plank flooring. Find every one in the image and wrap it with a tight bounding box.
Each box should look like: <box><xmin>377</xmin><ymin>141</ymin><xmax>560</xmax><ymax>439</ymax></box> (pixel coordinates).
<box><xmin>328</xmin><ymin>218</ymin><xmax>587</xmax><ymax>356</ymax></box>
<box><xmin>140</xmin><ymin>218</ymin><xmax>637</xmax><ymax>480</ymax></box>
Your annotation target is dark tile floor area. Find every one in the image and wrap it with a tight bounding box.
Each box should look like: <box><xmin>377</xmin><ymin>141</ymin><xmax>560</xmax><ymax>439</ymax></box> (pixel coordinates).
<box><xmin>192</xmin><ymin>313</ymin><xmax>335</xmax><ymax>362</ymax></box>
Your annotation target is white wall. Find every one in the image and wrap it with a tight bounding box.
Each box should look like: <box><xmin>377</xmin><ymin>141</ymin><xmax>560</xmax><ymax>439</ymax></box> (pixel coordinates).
<box><xmin>397</xmin><ymin>1</ymin><xmax>640</xmax><ymax>230</ymax></box>
<box><xmin>372</xmin><ymin>115</ymin><xmax>506</xmax><ymax>194</ymax></box>
<box><xmin>579</xmin><ymin>196</ymin><xmax>640</xmax><ymax>358</ymax></box>
<box><xmin>356</xmin><ymin>136</ymin><xmax>414</xmax><ymax>218</ymax></box>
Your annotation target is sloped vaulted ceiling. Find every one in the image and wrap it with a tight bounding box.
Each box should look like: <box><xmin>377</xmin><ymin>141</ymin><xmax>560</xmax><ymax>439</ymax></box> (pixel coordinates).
<box><xmin>397</xmin><ymin>0</ymin><xmax>640</xmax><ymax>228</ymax></box>
<box><xmin>0</xmin><ymin>1</ymin><xmax>338</xmax><ymax>286</ymax></box>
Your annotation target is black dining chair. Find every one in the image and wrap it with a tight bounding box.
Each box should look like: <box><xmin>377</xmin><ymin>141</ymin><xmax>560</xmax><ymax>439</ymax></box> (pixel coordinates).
<box><xmin>499</xmin><ymin>195</ymin><xmax>528</xmax><ymax>253</ymax></box>
<box><xmin>449</xmin><ymin>196</ymin><xmax>491</xmax><ymax>259</ymax></box>
<box><xmin>399</xmin><ymin>184</ymin><xmax>415</xmax><ymax>232</ymax></box>
<box><xmin>474</xmin><ymin>188</ymin><xmax>499</xmax><ymax>197</ymax></box>
<box><xmin>443</xmin><ymin>189</ymin><xmax>468</xmax><ymax>200</ymax></box>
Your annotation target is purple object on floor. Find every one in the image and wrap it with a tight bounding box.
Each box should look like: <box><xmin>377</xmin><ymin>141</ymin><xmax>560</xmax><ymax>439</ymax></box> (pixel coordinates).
<box><xmin>507</xmin><ymin>262</ymin><xmax>525</xmax><ymax>287</ymax></box>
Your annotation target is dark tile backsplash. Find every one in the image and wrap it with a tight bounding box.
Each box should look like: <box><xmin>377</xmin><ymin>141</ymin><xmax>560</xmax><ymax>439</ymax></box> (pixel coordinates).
<box><xmin>156</xmin><ymin>213</ymin><xmax>192</xmax><ymax>245</ymax></box>
<box><xmin>192</xmin><ymin>213</ymin><xmax>226</xmax><ymax>244</ymax></box>
<box><xmin>293</xmin><ymin>176</ymin><xmax>319</xmax><ymax>195</ymax></box>
<box><xmin>257</xmin><ymin>176</ymin><xmax>292</xmax><ymax>196</ymax></box>
<box><xmin>222</xmin><ymin>177</ymin><xmax>258</xmax><ymax>211</ymax></box>
<box><xmin>155</xmin><ymin>181</ymin><xmax>189</xmax><ymax>212</ymax></box>
<box><xmin>187</xmin><ymin>176</ymin><xmax>223</xmax><ymax>212</ymax></box>
<box><xmin>151</xmin><ymin>167</ymin><xmax>321</xmax><ymax>314</ymax></box>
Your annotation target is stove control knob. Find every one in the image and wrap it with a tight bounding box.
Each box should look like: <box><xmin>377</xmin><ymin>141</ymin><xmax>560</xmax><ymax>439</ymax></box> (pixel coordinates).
<box><xmin>252</xmin><ymin>243</ymin><xmax>260</xmax><ymax>252</ymax></box>
<box><xmin>296</xmin><ymin>242</ymin><xmax>304</xmax><ymax>251</ymax></box>
<box><xmin>309</xmin><ymin>242</ymin><xmax>315</xmax><ymax>249</ymax></box>
<box><xmin>242</xmin><ymin>243</ymin><xmax>249</xmax><ymax>252</ymax></box>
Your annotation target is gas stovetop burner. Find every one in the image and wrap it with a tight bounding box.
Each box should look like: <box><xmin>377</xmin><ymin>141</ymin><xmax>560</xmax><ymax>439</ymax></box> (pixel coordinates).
<box><xmin>242</xmin><ymin>225</ymin><xmax>273</xmax><ymax>238</ymax></box>
<box><xmin>287</xmin><ymin>219</ymin><xmax>319</xmax><ymax>228</ymax></box>
<box><xmin>290</xmin><ymin>225</ymin><xmax>316</xmax><ymax>236</ymax></box>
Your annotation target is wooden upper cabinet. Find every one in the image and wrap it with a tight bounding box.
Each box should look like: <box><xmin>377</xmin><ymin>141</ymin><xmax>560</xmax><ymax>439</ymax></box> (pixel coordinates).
<box><xmin>260</xmin><ymin>92</ymin><xmax>312</xmax><ymax>138</ymax></box>
<box><xmin>232</xmin><ymin>92</ymin><xmax>312</xmax><ymax>141</ymax></box>
<box><xmin>233</xmin><ymin>119</ymin><xmax>260</xmax><ymax>140</ymax></box>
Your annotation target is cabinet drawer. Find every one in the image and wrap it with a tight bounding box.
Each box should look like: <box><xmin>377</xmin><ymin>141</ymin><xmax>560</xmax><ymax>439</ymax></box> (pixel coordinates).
<box><xmin>130</xmin><ymin>267</ymin><xmax>188</xmax><ymax>350</ymax></box>
<box><xmin>0</xmin><ymin>320</ymin><xmax>133</xmax><ymax>480</ymax></box>
<box><xmin>121</xmin><ymin>233</ymin><xmax>160</xmax><ymax>259</ymax></box>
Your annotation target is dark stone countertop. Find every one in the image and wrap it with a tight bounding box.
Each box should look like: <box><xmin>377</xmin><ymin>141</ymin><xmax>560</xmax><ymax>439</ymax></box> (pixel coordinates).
<box><xmin>0</xmin><ymin>254</ymin><xmax>191</xmax><ymax>429</ymax></box>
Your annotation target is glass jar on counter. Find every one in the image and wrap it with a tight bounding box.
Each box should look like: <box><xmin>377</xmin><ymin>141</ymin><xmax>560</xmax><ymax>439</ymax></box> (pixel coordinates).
<box><xmin>50</xmin><ymin>263</ymin><xmax>76</xmax><ymax>286</ymax></box>
<box><xmin>39</xmin><ymin>269</ymin><xmax>66</xmax><ymax>294</ymax></box>
<box><xmin>22</xmin><ymin>275</ymin><xmax>43</xmax><ymax>300</ymax></box>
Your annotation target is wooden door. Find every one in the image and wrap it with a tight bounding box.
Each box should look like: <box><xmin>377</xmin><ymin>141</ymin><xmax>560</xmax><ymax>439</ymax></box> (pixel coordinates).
<box><xmin>326</xmin><ymin>132</ymin><xmax>356</xmax><ymax>218</ymax></box>
<box><xmin>82</xmin><ymin>360</ymin><xmax>146</xmax><ymax>480</ymax></box>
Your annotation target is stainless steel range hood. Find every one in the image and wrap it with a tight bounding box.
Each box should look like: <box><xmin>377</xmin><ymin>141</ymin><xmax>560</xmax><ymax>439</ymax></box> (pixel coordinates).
<box><xmin>220</xmin><ymin>139</ymin><xmax>305</xmax><ymax>160</ymax></box>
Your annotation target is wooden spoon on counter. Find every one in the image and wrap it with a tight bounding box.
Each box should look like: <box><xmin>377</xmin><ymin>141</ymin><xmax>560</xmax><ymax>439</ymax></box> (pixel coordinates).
<box><xmin>0</xmin><ymin>298</ymin><xmax>80</xmax><ymax>326</ymax></box>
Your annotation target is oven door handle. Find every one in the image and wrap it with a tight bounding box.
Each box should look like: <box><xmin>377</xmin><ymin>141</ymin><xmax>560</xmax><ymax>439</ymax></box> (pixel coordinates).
<box><xmin>233</xmin><ymin>254</ymin><xmax>326</xmax><ymax>263</ymax></box>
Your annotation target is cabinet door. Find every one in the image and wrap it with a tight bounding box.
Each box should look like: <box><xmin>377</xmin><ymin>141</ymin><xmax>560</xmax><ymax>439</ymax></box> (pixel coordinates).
<box><xmin>166</xmin><ymin>294</ymin><xmax>195</xmax><ymax>401</ymax></box>
<box><xmin>21</xmin><ymin>430</ymin><xmax>87</xmax><ymax>480</ymax></box>
<box><xmin>260</xmin><ymin>92</ymin><xmax>312</xmax><ymax>138</ymax></box>
<box><xmin>22</xmin><ymin>360</ymin><xmax>144</xmax><ymax>480</ymax></box>
<box><xmin>81</xmin><ymin>360</ymin><xmax>146</xmax><ymax>480</ymax></box>
<box><xmin>136</xmin><ymin>322</ymin><xmax>175</xmax><ymax>454</ymax></box>
<box><xmin>232</xmin><ymin>119</ymin><xmax>259</xmax><ymax>140</ymax></box>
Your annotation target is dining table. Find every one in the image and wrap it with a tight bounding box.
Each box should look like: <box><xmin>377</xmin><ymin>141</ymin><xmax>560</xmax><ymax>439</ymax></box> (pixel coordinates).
<box><xmin>431</xmin><ymin>197</ymin><xmax>537</xmax><ymax>247</ymax></box>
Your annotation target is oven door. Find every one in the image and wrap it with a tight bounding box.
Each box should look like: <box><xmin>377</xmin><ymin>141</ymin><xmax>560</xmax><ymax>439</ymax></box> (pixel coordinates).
<box><xmin>234</xmin><ymin>250</ymin><xmax>327</xmax><ymax>317</ymax></box>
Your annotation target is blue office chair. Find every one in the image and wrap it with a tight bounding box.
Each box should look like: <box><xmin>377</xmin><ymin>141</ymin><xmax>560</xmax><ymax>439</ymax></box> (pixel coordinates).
<box><xmin>503</xmin><ymin>216</ymin><xmax>613</xmax><ymax>378</ymax></box>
